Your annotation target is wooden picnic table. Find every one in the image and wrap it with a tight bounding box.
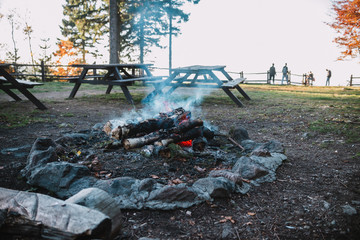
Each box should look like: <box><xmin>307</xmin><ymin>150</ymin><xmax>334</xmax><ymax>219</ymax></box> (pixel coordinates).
<box><xmin>144</xmin><ymin>65</ymin><xmax>251</xmax><ymax>107</ymax></box>
<box><xmin>69</xmin><ymin>63</ymin><xmax>163</xmax><ymax>105</ymax></box>
<box><xmin>0</xmin><ymin>64</ymin><xmax>46</xmax><ymax>110</ymax></box>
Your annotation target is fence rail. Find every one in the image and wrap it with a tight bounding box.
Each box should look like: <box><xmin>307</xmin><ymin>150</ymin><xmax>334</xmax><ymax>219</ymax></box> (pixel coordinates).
<box><xmin>5</xmin><ymin>61</ymin><xmax>82</xmax><ymax>82</ymax></box>
<box><xmin>349</xmin><ymin>75</ymin><xmax>360</xmax><ymax>86</ymax></box>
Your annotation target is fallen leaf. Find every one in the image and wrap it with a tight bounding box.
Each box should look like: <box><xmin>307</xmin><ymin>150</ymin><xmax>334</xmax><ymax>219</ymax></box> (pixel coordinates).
<box><xmin>219</xmin><ymin>216</ymin><xmax>235</xmax><ymax>223</ymax></box>
<box><xmin>170</xmin><ymin>216</ymin><xmax>175</xmax><ymax>221</ymax></box>
<box><xmin>194</xmin><ymin>165</ymin><xmax>206</xmax><ymax>172</ymax></box>
<box><xmin>189</xmin><ymin>220</ymin><xmax>195</xmax><ymax>226</ymax></box>
<box><xmin>150</xmin><ymin>175</ymin><xmax>159</xmax><ymax>179</ymax></box>
<box><xmin>172</xmin><ymin>178</ymin><xmax>183</xmax><ymax>184</ymax></box>
<box><xmin>247</xmin><ymin>212</ymin><xmax>256</xmax><ymax>216</ymax></box>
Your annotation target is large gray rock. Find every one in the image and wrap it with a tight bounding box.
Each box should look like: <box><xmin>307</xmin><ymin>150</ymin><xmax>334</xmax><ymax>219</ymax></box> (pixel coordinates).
<box><xmin>21</xmin><ymin>138</ymin><xmax>58</xmax><ymax>178</ymax></box>
<box><xmin>193</xmin><ymin>177</ymin><xmax>236</xmax><ymax>198</ymax></box>
<box><xmin>232</xmin><ymin>156</ymin><xmax>269</xmax><ymax>180</ymax></box>
<box><xmin>240</xmin><ymin>139</ymin><xmax>262</xmax><ymax>152</ymax></box>
<box><xmin>0</xmin><ymin>187</ymin><xmax>111</xmax><ymax>239</ymax></box>
<box><xmin>253</xmin><ymin>140</ymin><xmax>285</xmax><ymax>154</ymax></box>
<box><xmin>145</xmin><ymin>184</ymin><xmax>210</xmax><ymax>210</ymax></box>
<box><xmin>94</xmin><ymin>177</ymin><xmax>140</xmax><ymax>196</ymax></box>
<box><xmin>229</xmin><ymin>126</ymin><xmax>250</xmax><ymax>142</ymax></box>
<box><xmin>232</xmin><ymin>153</ymin><xmax>287</xmax><ymax>185</ymax></box>
<box><xmin>27</xmin><ymin>162</ymin><xmax>97</xmax><ymax>198</ymax></box>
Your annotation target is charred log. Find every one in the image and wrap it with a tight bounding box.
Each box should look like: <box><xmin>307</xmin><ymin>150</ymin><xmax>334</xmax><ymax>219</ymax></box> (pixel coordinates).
<box><xmin>111</xmin><ymin>107</ymin><xmax>191</xmax><ymax>140</ymax></box>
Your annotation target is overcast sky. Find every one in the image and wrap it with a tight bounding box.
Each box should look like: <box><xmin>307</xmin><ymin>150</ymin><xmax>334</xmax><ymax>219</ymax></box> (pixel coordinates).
<box><xmin>1</xmin><ymin>0</ymin><xmax>359</xmax><ymax>86</ymax></box>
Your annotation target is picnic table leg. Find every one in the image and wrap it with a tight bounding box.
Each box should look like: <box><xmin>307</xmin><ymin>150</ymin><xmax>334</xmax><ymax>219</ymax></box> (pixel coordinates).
<box><xmin>221</xmin><ymin>87</ymin><xmax>244</xmax><ymax>107</ymax></box>
<box><xmin>143</xmin><ymin>88</ymin><xmax>163</xmax><ymax>103</ymax></box>
<box><xmin>69</xmin><ymin>69</ymin><xmax>88</xmax><ymax>99</ymax></box>
<box><xmin>69</xmin><ymin>83</ymin><xmax>81</xmax><ymax>98</ymax></box>
<box><xmin>106</xmin><ymin>85</ymin><xmax>113</xmax><ymax>94</ymax></box>
<box><xmin>235</xmin><ymin>85</ymin><xmax>251</xmax><ymax>100</ymax></box>
<box><xmin>0</xmin><ymin>68</ymin><xmax>47</xmax><ymax>110</ymax></box>
<box><xmin>165</xmin><ymin>73</ymin><xmax>191</xmax><ymax>96</ymax></box>
<box><xmin>0</xmin><ymin>85</ymin><xmax>22</xmax><ymax>101</ymax></box>
<box><xmin>120</xmin><ymin>86</ymin><xmax>134</xmax><ymax>105</ymax></box>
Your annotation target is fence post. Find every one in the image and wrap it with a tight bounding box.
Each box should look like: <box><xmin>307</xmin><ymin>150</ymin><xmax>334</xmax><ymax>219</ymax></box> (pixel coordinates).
<box><xmin>288</xmin><ymin>71</ymin><xmax>291</xmax><ymax>84</ymax></box>
<box><xmin>240</xmin><ymin>71</ymin><xmax>243</xmax><ymax>78</ymax></box>
<box><xmin>350</xmin><ymin>75</ymin><xmax>353</xmax><ymax>86</ymax></box>
<box><xmin>266</xmin><ymin>71</ymin><xmax>270</xmax><ymax>84</ymax></box>
<box><xmin>41</xmin><ymin>60</ymin><xmax>45</xmax><ymax>82</ymax></box>
<box><xmin>302</xmin><ymin>74</ymin><xmax>306</xmax><ymax>85</ymax></box>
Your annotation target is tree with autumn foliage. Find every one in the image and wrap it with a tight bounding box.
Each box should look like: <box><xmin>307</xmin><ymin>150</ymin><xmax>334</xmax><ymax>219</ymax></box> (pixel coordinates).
<box><xmin>329</xmin><ymin>0</ymin><xmax>360</xmax><ymax>60</ymax></box>
<box><xmin>51</xmin><ymin>39</ymin><xmax>83</xmax><ymax>79</ymax></box>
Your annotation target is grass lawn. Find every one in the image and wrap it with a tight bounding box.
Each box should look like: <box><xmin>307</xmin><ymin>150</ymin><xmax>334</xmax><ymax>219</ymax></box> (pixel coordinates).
<box><xmin>1</xmin><ymin>83</ymin><xmax>360</xmax><ymax>143</ymax></box>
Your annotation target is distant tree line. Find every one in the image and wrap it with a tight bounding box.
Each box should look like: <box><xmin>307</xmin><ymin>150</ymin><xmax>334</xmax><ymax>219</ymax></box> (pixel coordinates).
<box><xmin>0</xmin><ymin>0</ymin><xmax>200</xmax><ymax>76</ymax></box>
<box><xmin>61</xmin><ymin>0</ymin><xmax>200</xmax><ymax>65</ymax></box>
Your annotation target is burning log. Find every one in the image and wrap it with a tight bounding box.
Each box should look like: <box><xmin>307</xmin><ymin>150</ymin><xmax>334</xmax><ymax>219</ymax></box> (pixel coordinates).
<box><xmin>123</xmin><ymin>131</ymin><xmax>164</xmax><ymax>150</ymax></box>
<box><xmin>105</xmin><ymin>107</ymin><xmax>215</xmax><ymax>152</ymax></box>
<box><xmin>109</xmin><ymin>107</ymin><xmax>191</xmax><ymax>140</ymax></box>
<box><xmin>123</xmin><ymin>124</ymin><xmax>214</xmax><ymax>150</ymax></box>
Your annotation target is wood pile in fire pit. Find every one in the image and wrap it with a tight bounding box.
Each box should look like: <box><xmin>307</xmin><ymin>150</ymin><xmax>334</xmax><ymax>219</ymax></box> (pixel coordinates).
<box><xmin>103</xmin><ymin>107</ymin><xmax>214</xmax><ymax>152</ymax></box>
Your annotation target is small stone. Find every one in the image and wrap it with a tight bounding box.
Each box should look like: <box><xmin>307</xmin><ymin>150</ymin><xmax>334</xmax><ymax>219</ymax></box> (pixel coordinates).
<box><xmin>323</xmin><ymin>200</ymin><xmax>330</xmax><ymax>209</ymax></box>
<box><xmin>221</xmin><ymin>223</ymin><xmax>234</xmax><ymax>239</ymax></box>
<box><xmin>186</xmin><ymin>210</ymin><xmax>192</xmax><ymax>216</ymax></box>
<box><xmin>342</xmin><ymin>205</ymin><xmax>357</xmax><ymax>215</ymax></box>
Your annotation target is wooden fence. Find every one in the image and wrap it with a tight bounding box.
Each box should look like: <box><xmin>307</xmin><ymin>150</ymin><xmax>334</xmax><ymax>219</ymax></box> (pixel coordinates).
<box><xmin>5</xmin><ymin>62</ymin><xmax>357</xmax><ymax>87</ymax></box>
<box><xmin>5</xmin><ymin>61</ymin><xmax>81</xmax><ymax>82</ymax></box>
<box><xmin>349</xmin><ymin>75</ymin><xmax>360</xmax><ymax>86</ymax></box>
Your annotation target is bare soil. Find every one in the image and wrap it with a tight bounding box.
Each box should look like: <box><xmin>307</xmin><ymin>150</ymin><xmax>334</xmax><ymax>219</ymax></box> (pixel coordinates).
<box><xmin>0</xmin><ymin>88</ymin><xmax>359</xmax><ymax>239</ymax></box>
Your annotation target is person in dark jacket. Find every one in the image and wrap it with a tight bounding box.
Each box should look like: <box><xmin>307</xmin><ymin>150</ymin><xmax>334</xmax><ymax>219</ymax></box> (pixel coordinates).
<box><xmin>282</xmin><ymin>63</ymin><xmax>289</xmax><ymax>85</ymax></box>
<box><xmin>269</xmin><ymin>63</ymin><xmax>276</xmax><ymax>84</ymax></box>
<box><xmin>326</xmin><ymin>69</ymin><xmax>331</xmax><ymax>86</ymax></box>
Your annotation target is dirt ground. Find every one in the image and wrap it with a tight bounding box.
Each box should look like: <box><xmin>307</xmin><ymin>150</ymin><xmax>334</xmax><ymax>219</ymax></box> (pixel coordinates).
<box><xmin>0</xmin><ymin>87</ymin><xmax>359</xmax><ymax>239</ymax></box>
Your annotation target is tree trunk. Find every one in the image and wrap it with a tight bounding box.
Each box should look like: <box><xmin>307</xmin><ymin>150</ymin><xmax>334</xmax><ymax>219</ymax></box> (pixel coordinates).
<box><xmin>109</xmin><ymin>0</ymin><xmax>120</xmax><ymax>64</ymax></box>
<box><xmin>168</xmin><ymin>0</ymin><xmax>173</xmax><ymax>75</ymax></box>
<box><xmin>139</xmin><ymin>13</ymin><xmax>145</xmax><ymax>64</ymax></box>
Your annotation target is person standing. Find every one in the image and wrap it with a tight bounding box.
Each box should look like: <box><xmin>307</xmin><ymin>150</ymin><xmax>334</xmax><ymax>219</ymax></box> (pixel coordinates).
<box><xmin>326</xmin><ymin>69</ymin><xmax>331</xmax><ymax>86</ymax></box>
<box><xmin>308</xmin><ymin>71</ymin><xmax>315</xmax><ymax>86</ymax></box>
<box><xmin>282</xmin><ymin>63</ymin><xmax>289</xmax><ymax>85</ymax></box>
<box><xmin>269</xmin><ymin>63</ymin><xmax>276</xmax><ymax>84</ymax></box>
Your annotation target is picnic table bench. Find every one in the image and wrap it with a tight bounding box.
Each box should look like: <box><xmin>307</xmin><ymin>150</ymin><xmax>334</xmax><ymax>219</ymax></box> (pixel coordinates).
<box><xmin>145</xmin><ymin>65</ymin><xmax>251</xmax><ymax>107</ymax></box>
<box><xmin>0</xmin><ymin>64</ymin><xmax>46</xmax><ymax>110</ymax></box>
<box><xmin>69</xmin><ymin>64</ymin><xmax>165</xmax><ymax>105</ymax></box>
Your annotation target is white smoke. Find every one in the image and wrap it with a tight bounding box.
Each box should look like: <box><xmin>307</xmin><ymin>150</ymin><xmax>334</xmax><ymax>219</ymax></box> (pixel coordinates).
<box><xmin>108</xmin><ymin>86</ymin><xmax>214</xmax><ymax>128</ymax></box>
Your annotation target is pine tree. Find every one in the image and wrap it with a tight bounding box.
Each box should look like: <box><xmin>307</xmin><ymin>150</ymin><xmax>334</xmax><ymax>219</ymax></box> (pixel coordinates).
<box><xmin>128</xmin><ymin>0</ymin><xmax>200</xmax><ymax>65</ymax></box>
<box><xmin>61</xmin><ymin>0</ymin><xmax>108</xmax><ymax>62</ymax></box>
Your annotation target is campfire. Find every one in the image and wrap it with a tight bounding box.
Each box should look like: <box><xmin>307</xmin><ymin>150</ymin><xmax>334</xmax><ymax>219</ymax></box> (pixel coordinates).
<box><xmin>12</xmin><ymin>103</ymin><xmax>286</xmax><ymax>212</ymax></box>
<box><xmin>103</xmin><ymin>107</ymin><xmax>215</xmax><ymax>153</ymax></box>
<box><xmin>1</xmin><ymin>104</ymin><xmax>287</xmax><ymax>239</ymax></box>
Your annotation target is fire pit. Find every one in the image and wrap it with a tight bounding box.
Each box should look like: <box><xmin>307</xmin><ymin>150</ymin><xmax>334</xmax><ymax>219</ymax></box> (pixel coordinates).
<box><xmin>20</xmin><ymin>106</ymin><xmax>287</xmax><ymax>210</ymax></box>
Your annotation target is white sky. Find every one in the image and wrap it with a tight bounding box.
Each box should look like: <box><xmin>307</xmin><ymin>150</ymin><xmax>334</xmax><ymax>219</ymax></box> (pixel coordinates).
<box><xmin>1</xmin><ymin>0</ymin><xmax>360</xmax><ymax>86</ymax></box>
